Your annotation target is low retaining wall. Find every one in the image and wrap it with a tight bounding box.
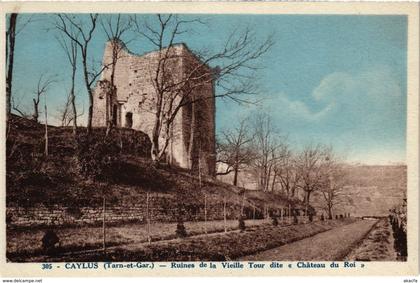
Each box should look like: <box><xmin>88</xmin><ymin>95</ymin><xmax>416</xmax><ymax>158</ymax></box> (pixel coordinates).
<box><xmin>7</xmin><ymin>198</ymin><xmax>252</xmax><ymax>228</ymax></box>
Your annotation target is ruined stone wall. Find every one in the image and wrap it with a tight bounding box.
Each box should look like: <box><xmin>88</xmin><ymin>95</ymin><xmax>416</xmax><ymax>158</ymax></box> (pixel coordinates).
<box><xmin>6</xmin><ymin>200</ymin><xmax>244</xmax><ymax>228</ymax></box>
<box><xmin>92</xmin><ymin>41</ymin><xmax>132</xmax><ymax>127</ymax></box>
<box><xmin>92</xmin><ymin>81</ymin><xmax>108</xmax><ymax>127</ymax></box>
<box><xmin>180</xmin><ymin>47</ymin><xmax>216</xmax><ymax>175</ymax></box>
<box><xmin>195</xmin><ymin>83</ymin><xmax>216</xmax><ymax>176</ymax></box>
<box><xmin>92</xmin><ymin>42</ymin><xmax>216</xmax><ymax>174</ymax></box>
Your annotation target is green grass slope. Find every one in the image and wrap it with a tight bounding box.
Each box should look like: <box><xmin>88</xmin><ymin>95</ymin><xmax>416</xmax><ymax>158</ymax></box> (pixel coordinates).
<box><xmin>6</xmin><ymin>115</ymin><xmax>301</xmax><ymax>218</ymax></box>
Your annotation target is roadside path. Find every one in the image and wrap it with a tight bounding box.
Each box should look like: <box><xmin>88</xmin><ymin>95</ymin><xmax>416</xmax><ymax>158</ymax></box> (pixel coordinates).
<box><xmin>345</xmin><ymin>218</ymin><xmax>397</xmax><ymax>261</ymax></box>
<box><xmin>239</xmin><ymin>219</ymin><xmax>378</xmax><ymax>261</ymax></box>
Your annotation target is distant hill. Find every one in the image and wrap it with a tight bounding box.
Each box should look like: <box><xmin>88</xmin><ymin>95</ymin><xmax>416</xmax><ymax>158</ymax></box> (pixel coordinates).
<box><xmin>313</xmin><ymin>165</ymin><xmax>406</xmax><ymax>217</ymax></box>
<box><xmin>218</xmin><ymin>164</ymin><xmax>406</xmax><ymax>217</ymax></box>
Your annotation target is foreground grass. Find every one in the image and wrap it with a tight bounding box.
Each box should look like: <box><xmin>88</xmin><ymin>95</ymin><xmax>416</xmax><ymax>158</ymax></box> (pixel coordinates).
<box><xmin>345</xmin><ymin>218</ymin><xmax>397</xmax><ymax>261</ymax></box>
<box><xmin>7</xmin><ymin>219</ymin><xmax>269</xmax><ymax>260</ymax></box>
<box><xmin>12</xmin><ymin>218</ymin><xmax>354</xmax><ymax>262</ymax></box>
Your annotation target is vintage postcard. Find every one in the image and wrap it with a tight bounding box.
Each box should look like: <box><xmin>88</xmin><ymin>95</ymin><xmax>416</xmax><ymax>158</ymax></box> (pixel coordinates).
<box><xmin>0</xmin><ymin>1</ymin><xmax>419</xmax><ymax>278</ymax></box>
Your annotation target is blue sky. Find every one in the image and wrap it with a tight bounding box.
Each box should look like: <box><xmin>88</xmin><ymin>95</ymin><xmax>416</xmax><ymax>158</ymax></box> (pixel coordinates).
<box><xmin>10</xmin><ymin>14</ymin><xmax>407</xmax><ymax>165</ymax></box>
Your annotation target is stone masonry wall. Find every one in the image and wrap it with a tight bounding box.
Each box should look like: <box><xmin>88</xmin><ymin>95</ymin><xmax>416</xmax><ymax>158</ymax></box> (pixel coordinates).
<box><xmin>180</xmin><ymin>46</ymin><xmax>216</xmax><ymax>175</ymax></box>
<box><xmin>6</xmin><ymin>197</ymin><xmax>246</xmax><ymax>228</ymax></box>
<box><xmin>92</xmin><ymin>41</ymin><xmax>216</xmax><ymax>175</ymax></box>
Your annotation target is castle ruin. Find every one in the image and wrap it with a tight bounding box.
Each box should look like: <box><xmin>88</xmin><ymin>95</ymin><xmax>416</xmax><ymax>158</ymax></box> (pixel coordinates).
<box><xmin>92</xmin><ymin>41</ymin><xmax>216</xmax><ymax>176</ymax></box>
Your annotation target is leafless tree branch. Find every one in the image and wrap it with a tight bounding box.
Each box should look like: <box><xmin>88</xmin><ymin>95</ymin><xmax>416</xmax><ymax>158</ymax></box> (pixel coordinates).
<box><xmin>129</xmin><ymin>14</ymin><xmax>273</xmax><ymax>165</ymax></box>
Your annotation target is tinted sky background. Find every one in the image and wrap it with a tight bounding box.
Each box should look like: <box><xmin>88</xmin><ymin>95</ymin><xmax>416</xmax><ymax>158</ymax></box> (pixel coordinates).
<box><xmin>10</xmin><ymin>14</ymin><xmax>407</xmax><ymax>165</ymax></box>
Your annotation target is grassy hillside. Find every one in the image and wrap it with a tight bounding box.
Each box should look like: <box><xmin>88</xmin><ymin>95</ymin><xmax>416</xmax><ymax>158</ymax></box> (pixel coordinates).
<box><xmin>6</xmin><ymin>115</ymin><xmax>301</xmax><ymax>219</ymax></box>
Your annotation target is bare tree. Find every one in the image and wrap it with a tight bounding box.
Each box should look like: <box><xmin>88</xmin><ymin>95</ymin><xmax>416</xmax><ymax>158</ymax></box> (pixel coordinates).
<box><xmin>131</xmin><ymin>14</ymin><xmax>274</xmax><ymax>167</ymax></box>
<box><xmin>216</xmin><ymin>117</ymin><xmax>256</xmax><ymax>186</ymax></box>
<box><xmin>7</xmin><ymin>14</ymin><xmax>35</xmax><ymax>119</ymax></box>
<box><xmin>274</xmin><ymin>145</ymin><xmax>301</xmax><ymax>196</ymax></box>
<box><xmin>251</xmin><ymin>113</ymin><xmax>284</xmax><ymax>191</ymax></box>
<box><xmin>100</xmin><ymin>14</ymin><xmax>131</xmax><ymax>135</ymax></box>
<box><xmin>56</xmin><ymin>28</ymin><xmax>79</xmax><ymax>135</ymax></box>
<box><xmin>6</xmin><ymin>13</ymin><xmax>18</xmax><ymax>118</ymax></box>
<box><xmin>44</xmin><ymin>92</ymin><xmax>49</xmax><ymax>156</ymax></box>
<box><xmin>319</xmin><ymin>150</ymin><xmax>346</xmax><ymax>219</ymax></box>
<box><xmin>295</xmin><ymin>143</ymin><xmax>331</xmax><ymax>216</ymax></box>
<box><xmin>54</xmin><ymin>14</ymin><xmax>102</xmax><ymax>134</ymax></box>
<box><xmin>271</xmin><ymin>147</ymin><xmax>302</xmax><ymax>218</ymax></box>
<box><xmin>57</xmin><ymin>91</ymin><xmax>72</xmax><ymax>127</ymax></box>
<box><xmin>11</xmin><ymin>94</ymin><xmax>31</xmax><ymax>119</ymax></box>
<box><xmin>56</xmin><ymin>90</ymin><xmax>85</xmax><ymax>127</ymax></box>
<box><xmin>32</xmin><ymin>74</ymin><xmax>56</xmax><ymax>123</ymax></box>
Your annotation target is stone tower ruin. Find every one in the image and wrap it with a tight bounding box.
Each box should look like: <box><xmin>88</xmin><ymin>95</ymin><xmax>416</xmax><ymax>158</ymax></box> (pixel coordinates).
<box><xmin>92</xmin><ymin>40</ymin><xmax>216</xmax><ymax>176</ymax></box>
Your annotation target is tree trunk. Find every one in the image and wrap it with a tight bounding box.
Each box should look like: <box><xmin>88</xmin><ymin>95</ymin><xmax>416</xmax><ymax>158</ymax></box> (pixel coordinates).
<box><xmin>33</xmin><ymin>99</ymin><xmax>39</xmax><ymax>122</ymax></box>
<box><xmin>233</xmin><ymin>165</ymin><xmax>239</xmax><ymax>186</ymax></box>
<box><xmin>271</xmin><ymin>172</ymin><xmax>277</xmax><ymax>192</ymax></box>
<box><xmin>328</xmin><ymin>206</ymin><xmax>333</xmax><ymax>220</ymax></box>
<box><xmin>151</xmin><ymin>91</ymin><xmax>163</xmax><ymax>164</ymax></box>
<box><xmin>102</xmin><ymin>195</ymin><xmax>106</xmax><ymax>251</ymax></box>
<box><xmin>44</xmin><ymin>98</ymin><xmax>48</xmax><ymax>156</ymax></box>
<box><xmin>105</xmin><ymin>89</ymin><xmax>113</xmax><ymax>137</ymax></box>
<box><xmin>223</xmin><ymin>197</ymin><xmax>227</xmax><ymax>233</ymax></box>
<box><xmin>265</xmin><ymin>165</ymin><xmax>272</xmax><ymax>192</ymax></box>
<box><xmin>6</xmin><ymin>13</ymin><xmax>18</xmax><ymax>118</ymax></box>
<box><xmin>259</xmin><ymin>169</ymin><xmax>265</xmax><ymax>191</ymax></box>
<box><xmin>70</xmin><ymin>67</ymin><xmax>77</xmax><ymax>136</ymax></box>
<box><xmin>188</xmin><ymin>98</ymin><xmax>199</xmax><ymax>174</ymax></box>
<box><xmin>106</xmin><ymin>47</ymin><xmax>118</xmax><ymax>136</ymax></box>
<box><xmin>82</xmin><ymin>53</ymin><xmax>94</xmax><ymax>134</ymax></box>
<box><xmin>87</xmin><ymin>93</ymin><xmax>93</xmax><ymax>134</ymax></box>
<box><xmin>151</xmin><ymin>118</ymin><xmax>161</xmax><ymax>166</ymax></box>
<box><xmin>304</xmin><ymin>190</ymin><xmax>312</xmax><ymax>217</ymax></box>
<box><xmin>233</xmin><ymin>152</ymin><xmax>239</xmax><ymax>186</ymax></box>
<box><xmin>151</xmin><ymin>134</ymin><xmax>160</xmax><ymax>165</ymax></box>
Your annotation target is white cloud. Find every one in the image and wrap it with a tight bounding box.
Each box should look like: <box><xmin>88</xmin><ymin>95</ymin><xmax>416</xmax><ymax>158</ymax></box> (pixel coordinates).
<box><xmin>312</xmin><ymin>72</ymin><xmax>354</xmax><ymax>101</ymax></box>
<box><xmin>262</xmin><ymin>94</ymin><xmax>333</xmax><ymax>122</ymax></box>
<box><xmin>264</xmin><ymin>66</ymin><xmax>404</xmax><ymax>127</ymax></box>
<box><xmin>216</xmin><ymin>66</ymin><xmax>405</xmax><ymax>164</ymax></box>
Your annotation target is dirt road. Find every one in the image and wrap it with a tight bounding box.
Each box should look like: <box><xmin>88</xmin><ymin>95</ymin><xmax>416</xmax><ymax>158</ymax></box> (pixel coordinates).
<box><xmin>239</xmin><ymin>219</ymin><xmax>378</xmax><ymax>261</ymax></box>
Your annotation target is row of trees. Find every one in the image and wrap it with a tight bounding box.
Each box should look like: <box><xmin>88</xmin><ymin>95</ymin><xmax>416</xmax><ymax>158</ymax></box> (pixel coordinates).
<box><xmin>7</xmin><ymin>13</ymin><xmax>273</xmax><ymax>165</ymax></box>
<box><xmin>216</xmin><ymin>114</ymin><xmax>346</xmax><ymax>219</ymax></box>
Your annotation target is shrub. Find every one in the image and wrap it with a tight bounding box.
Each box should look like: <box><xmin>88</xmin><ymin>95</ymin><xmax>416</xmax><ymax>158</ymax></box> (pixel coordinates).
<box><xmin>66</xmin><ymin>207</ymin><xmax>82</xmax><ymax>219</ymax></box>
<box><xmin>320</xmin><ymin>214</ymin><xmax>325</xmax><ymax>221</ymax></box>
<box><xmin>389</xmin><ymin>206</ymin><xmax>407</xmax><ymax>259</ymax></box>
<box><xmin>238</xmin><ymin>216</ymin><xmax>246</xmax><ymax>232</ymax></box>
<box><xmin>74</xmin><ymin>132</ymin><xmax>121</xmax><ymax>181</ymax></box>
<box><xmin>42</xmin><ymin>230</ymin><xmax>60</xmax><ymax>254</ymax></box>
<box><xmin>293</xmin><ymin>214</ymin><xmax>298</xmax><ymax>224</ymax></box>
<box><xmin>309</xmin><ymin>214</ymin><xmax>313</xmax><ymax>222</ymax></box>
<box><xmin>175</xmin><ymin>219</ymin><xmax>187</xmax><ymax>238</ymax></box>
<box><xmin>109</xmin><ymin>158</ymin><xmax>171</xmax><ymax>191</ymax></box>
<box><xmin>117</xmin><ymin>128</ymin><xmax>151</xmax><ymax>157</ymax></box>
<box><xmin>272</xmin><ymin>216</ymin><xmax>279</xmax><ymax>226</ymax></box>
